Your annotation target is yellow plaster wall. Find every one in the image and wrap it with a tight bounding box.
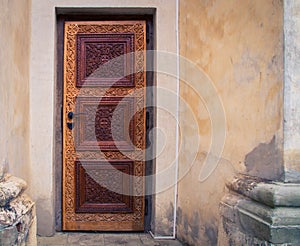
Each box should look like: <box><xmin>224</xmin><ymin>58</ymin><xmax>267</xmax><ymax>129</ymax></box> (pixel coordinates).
<box><xmin>284</xmin><ymin>0</ymin><xmax>300</xmax><ymax>181</ymax></box>
<box><xmin>178</xmin><ymin>0</ymin><xmax>283</xmax><ymax>245</ymax></box>
<box><xmin>0</xmin><ymin>0</ymin><xmax>31</xmax><ymax>180</ymax></box>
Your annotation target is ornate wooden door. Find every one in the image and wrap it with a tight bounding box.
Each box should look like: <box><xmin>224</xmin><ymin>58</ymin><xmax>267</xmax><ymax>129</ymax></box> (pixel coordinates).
<box><xmin>62</xmin><ymin>21</ymin><xmax>146</xmax><ymax>231</ymax></box>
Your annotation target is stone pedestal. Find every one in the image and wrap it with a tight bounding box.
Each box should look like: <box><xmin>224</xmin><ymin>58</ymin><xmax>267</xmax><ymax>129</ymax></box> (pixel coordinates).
<box><xmin>219</xmin><ymin>175</ymin><xmax>300</xmax><ymax>245</ymax></box>
<box><xmin>0</xmin><ymin>173</ymin><xmax>36</xmax><ymax>245</ymax></box>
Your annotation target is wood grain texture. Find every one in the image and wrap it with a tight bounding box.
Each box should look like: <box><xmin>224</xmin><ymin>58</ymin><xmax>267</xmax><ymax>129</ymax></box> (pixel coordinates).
<box><xmin>62</xmin><ymin>21</ymin><xmax>146</xmax><ymax>231</ymax></box>
<box><xmin>74</xmin><ymin>96</ymin><xmax>135</xmax><ymax>151</ymax></box>
<box><xmin>76</xmin><ymin>33</ymin><xmax>135</xmax><ymax>87</ymax></box>
<box><xmin>75</xmin><ymin>160</ymin><xmax>134</xmax><ymax>213</ymax></box>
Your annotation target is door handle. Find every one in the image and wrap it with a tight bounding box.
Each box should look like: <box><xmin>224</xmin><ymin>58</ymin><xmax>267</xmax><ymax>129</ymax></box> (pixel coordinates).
<box><xmin>67</xmin><ymin>112</ymin><xmax>86</xmax><ymax>119</ymax></box>
<box><xmin>67</xmin><ymin>122</ymin><xmax>74</xmax><ymax>130</ymax></box>
<box><xmin>67</xmin><ymin>112</ymin><xmax>85</xmax><ymax>130</ymax></box>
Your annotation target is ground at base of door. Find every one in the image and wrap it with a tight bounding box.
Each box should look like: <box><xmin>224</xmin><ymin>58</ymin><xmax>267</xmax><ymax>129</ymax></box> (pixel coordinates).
<box><xmin>37</xmin><ymin>232</ymin><xmax>185</xmax><ymax>246</ymax></box>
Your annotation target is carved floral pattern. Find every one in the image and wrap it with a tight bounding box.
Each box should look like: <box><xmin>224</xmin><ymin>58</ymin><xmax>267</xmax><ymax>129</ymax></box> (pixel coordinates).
<box><xmin>63</xmin><ymin>21</ymin><xmax>146</xmax><ymax>229</ymax></box>
<box><xmin>76</xmin><ymin>33</ymin><xmax>135</xmax><ymax>87</ymax></box>
<box><xmin>74</xmin><ymin>96</ymin><xmax>134</xmax><ymax>151</ymax></box>
<box><xmin>75</xmin><ymin>161</ymin><xmax>134</xmax><ymax>213</ymax></box>
<box><xmin>94</xmin><ymin>104</ymin><xmax>123</xmax><ymax>141</ymax></box>
<box><xmin>85</xmin><ymin>43</ymin><xmax>125</xmax><ymax>78</ymax></box>
<box><xmin>85</xmin><ymin>170</ymin><xmax>123</xmax><ymax>203</ymax></box>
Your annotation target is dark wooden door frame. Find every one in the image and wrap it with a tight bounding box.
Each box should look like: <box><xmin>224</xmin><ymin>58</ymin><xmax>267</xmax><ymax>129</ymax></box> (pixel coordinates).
<box><xmin>55</xmin><ymin>8</ymin><xmax>155</xmax><ymax>232</ymax></box>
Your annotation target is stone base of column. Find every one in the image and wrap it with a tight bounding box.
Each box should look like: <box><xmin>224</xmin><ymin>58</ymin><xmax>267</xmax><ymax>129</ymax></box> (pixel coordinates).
<box><xmin>219</xmin><ymin>175</ymin><xmax>300</xmax><ymax>245</ymax></box>
<box><xmin>0</xmin><ymin>173</ymin><xmax>37</xmax><ymax>245</ymax></box>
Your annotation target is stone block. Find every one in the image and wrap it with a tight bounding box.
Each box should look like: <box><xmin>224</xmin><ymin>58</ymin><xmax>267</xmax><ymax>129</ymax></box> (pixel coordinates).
<box><xmin>228</xmin><ymin>175</ymin><xmax>300</xmax><ymax>207</ymax></box>
<box><xmin>0</xmin><ymin>174</ymin><xmax>27</xmax><ymax>207</ymax></box>
<box><xmin>0</xmin><ymin>225</ymin><xmax>18</xmax><ymax>245</ymax></box>
<box><xmin>0</xmin><ymin>214</ymin><xmax>37</xmax><ymax>246</ymax></box>
<box><xmin>220</xmin><ymin>176</ymin><xmax>300</xmax><ymax>245</ymax></box>
<box><xmin>0</xmin><ymin>193</ymin><xmax>36</xmax><ymax>245</ymax></box>
<box><xmin>0</xmin><ymin>193</ymin><xmax>34</xmax><ymax>228</ymax></box>
<box><xmin>0</xmin><ymin>168</ymin><xmax>36</xmax><ymax>245</ymax></box>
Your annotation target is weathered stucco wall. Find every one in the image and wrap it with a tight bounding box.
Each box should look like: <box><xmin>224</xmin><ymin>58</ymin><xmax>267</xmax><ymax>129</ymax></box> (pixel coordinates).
<box><xmin>284</xmin><ymin>0</ymin><xmax>300</xmax><ymax>182</ymax></box>
<box><xmin>0</xmin><ymin>0</ymin><xmax>31</xmax><ymax>180</ymax></box>
<box><xmin>178</xmin><ymin>1</ymin><xmax>283</xmax><ymax>245</ymax></box>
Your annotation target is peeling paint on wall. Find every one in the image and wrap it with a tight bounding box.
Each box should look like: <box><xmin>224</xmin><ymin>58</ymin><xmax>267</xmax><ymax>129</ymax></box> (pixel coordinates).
<box><xmin>153</xmin><ymin>202</ymin><xmax>174</xmax><ymax>236</ymax></box>
<box><xmin>177</xmin><ymin>207</ymin><xmax>218</xmax><ymax>246</ymax></box>
<box><xmin>179</xmin><ymin>0</ymin><xmax>283</xmax><ymax>244</ymax></box>
<box><xmin>245</xmin><ymin>136</ymin><xmax>283</xmax><ymax>180</ymax></box>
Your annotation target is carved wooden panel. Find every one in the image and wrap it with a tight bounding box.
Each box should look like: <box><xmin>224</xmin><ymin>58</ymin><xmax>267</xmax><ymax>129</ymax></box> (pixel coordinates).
<box><xmin>63</xmin><ymin>21</ymin><xmax>146</xmax><ymax>231</ymax></box>
<box><xmin>77</xmin><ymin>34</ymin><xmax>135</xmax><ymax>87</ymax></box>
<box><xmin>76</xmin><ymin>160</ymin><xmax>134</xmax><ymax>213</ymax></box>
<box><xmin>75</xmin><ymin>96</ymin><xmax>134</xmax><ymax>151</ymax></box>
